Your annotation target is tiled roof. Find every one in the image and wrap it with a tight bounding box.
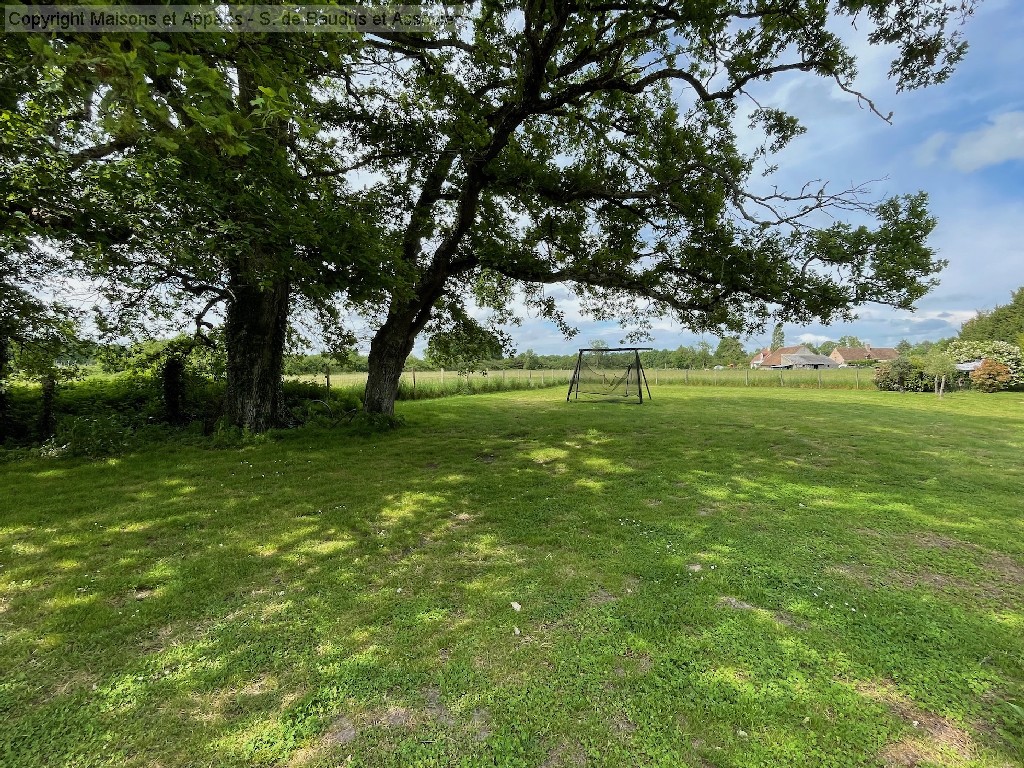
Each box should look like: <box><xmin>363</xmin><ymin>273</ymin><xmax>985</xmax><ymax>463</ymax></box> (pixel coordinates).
<box><xmin>832</xmin><ymin>346</ymin><xmax>899</xmax><ymax>362</ymax></box>
<box><xmin>758</xmin><ymin>345</ymin><xmax>810</xmax><ymax>367</ymax></box>
<box><xmin>832</xmin><ymin>347</ymin><xmax>872</xmax><ymax>361</ymax></box>
<box><xmin>781</xmin><ymin>353</ymin><xmax>837</xmax><ymax>367</ymax></box>
<box><xmin>869</xmin><ymin>348</ymin><xmax>899</xmax><ymax>361</ymax></box>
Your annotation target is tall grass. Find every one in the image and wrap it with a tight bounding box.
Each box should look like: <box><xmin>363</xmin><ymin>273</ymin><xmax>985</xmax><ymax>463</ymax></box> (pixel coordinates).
<box><xmin>293</xmin><ymin>366</ymin><xmax>872</xmax><ymax>398</ymax></box>
<box><xmin>291</xmin><ymin>369</ymin><xmax>576</xmax><ymax>402</ymax></box>
<box><xmin>644</xmin><ymin>366</ymin><xmax>871</xmax><ymax>389</ymax></box>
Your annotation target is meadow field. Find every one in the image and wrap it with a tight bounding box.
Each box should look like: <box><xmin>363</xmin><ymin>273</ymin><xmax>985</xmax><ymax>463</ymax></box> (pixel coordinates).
<box><xmin>1</xmin><ymin>385</ymin><xmax>1022</xmax><ymax>767</ymax></box>
<box><xmin>291</xmin><ymin>365</ymin><xmax>878</xmax><ymax>402</ymax></box>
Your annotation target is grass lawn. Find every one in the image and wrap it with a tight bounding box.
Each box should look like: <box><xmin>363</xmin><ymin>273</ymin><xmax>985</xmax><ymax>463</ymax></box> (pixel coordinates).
<box><xmin>1</xmin><ymin>386</ymin><xmax>1022</xmax><ymax>767</ymax></box>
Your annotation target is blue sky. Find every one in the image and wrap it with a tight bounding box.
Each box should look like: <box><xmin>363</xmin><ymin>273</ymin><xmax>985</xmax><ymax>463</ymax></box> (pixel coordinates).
<box><xmin>491</xmin><ymin>0</ymin><xmax>1024</xmax><ymax>356</ymax></box>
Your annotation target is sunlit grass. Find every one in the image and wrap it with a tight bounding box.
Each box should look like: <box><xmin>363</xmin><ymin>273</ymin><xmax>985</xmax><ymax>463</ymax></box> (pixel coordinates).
<box><xmin>1</xmin><ymin>386</ymin><xmax>1022</xmax><ymax>767</ymax></box>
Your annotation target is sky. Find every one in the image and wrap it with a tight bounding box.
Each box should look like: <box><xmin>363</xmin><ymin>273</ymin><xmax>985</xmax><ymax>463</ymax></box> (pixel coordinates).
<box><xmin>483</xmin><ymin>0</ymin><xmax>1024</xmax><ymax>356</ymax></box>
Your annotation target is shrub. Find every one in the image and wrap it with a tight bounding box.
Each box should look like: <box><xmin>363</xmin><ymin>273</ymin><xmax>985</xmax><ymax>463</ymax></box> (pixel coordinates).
<box><xmin>946</xmin><ymin>340</ymin><xmax>1023</xmax><ymax>387</ymax></box>
<box><xmin>49</xmin><ymin>414</ymin><xmax>134</xmax><ymax>457</ymax></box>
<box><xmin>970</xmin><ymin>359</ymin><xmax>1012</xmax><ymax>393</ymax></box>
<box><xmin>874</xmin><ymin>356</ymin><xmax>968</xmax><ymax>393</ymax></box>
<box><xmin>874</xmin><ymin>357</ymin><xmax>927</xmax><ymax>392</ymax></box>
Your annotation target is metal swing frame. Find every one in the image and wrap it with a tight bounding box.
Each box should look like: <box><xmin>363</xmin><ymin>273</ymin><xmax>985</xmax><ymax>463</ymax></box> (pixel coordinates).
<box><xmin>566</xmin><ymin>347</ymin><xmax>653</xmax><ymax>403</ymax></box>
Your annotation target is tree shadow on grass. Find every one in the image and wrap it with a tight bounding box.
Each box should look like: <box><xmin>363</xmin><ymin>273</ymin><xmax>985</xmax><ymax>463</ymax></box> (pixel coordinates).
<box><xmin>1</xmin><ymin>389</ymin><xmax>1022</xmax><ymax>767</ymax></box>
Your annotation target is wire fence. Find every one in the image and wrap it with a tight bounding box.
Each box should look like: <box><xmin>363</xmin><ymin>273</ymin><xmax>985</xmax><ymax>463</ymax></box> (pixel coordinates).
<box><xmin>645</xmin><ymin>366</ymin><xmax>871</xmax><ymax>390</ymax></box>
<box><xmin>289</xmin><ymin>369</ymin><xmax>576</xmax><ymax>401</ymax></box>
<box><xmin>288</xmin><ymin>365</ymin><xmax>874</xmax><ymax>402</ymax></box>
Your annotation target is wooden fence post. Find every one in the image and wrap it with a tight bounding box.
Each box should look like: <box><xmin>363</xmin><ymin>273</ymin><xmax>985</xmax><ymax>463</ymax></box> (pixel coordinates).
<box><xmin>856</xmin><ymin>369</ymin><xmax>860</xmax><ymax>390</ymax></box>
<box><xmin>325</xmin><ymin>364</ymin><xmax>331</xmax><ymax>398</ymax></box>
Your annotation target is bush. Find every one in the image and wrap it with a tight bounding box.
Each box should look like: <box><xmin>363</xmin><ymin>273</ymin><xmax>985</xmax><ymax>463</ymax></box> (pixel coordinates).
<box><xmin>874</xmin><ymin>356</ymin><xmax>968</xmax><ymax>393</ymax></box>
<box><xmin>49</xmin><ymin>414</ymin><xmax>134</xmax><ymax>457</ymax></box>
<box><xmin>946</xmin><ymin>340</ymin><xmax>1023</xmax><ymax>387</ymax></box>
<box><xmin>970</xmin><ymin>359</ymin><xmax>1012</xmax><ymax>393</ymax></box>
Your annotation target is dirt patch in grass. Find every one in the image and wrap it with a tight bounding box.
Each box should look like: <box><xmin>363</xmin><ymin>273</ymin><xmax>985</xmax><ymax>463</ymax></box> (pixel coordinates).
<box><xmin>856</xmin><ymin>680</ymin><xmax>978</xmax><ymax>767</ymax></box>
<box><xmin>468</xmin><ymin>708</ymin><xmax>491</xmax><ymax>741</ymax></box>
<box><xmin>541</xmin><ymin>741</ymin><xmax>587</xmax><ymax>767</ymax></box>
<box><xmin>985</xmin><ymin>553</ymin><xmax>1024</xmax><ymax>586</ymax></box>
<box><xmin>718</xmin><ymin>596</ymin><xmax>805</xmax><ymax>629</ymax></box>
<box><xmin>719</xmin><ymin>596</ymin><xmax>756</xmax><ymax>611</ymax></box>
<box><xmin>379</xmin><ymin>706</ymin><xmax>414</xmax><ymax>727</ymax></box>
<box><xmin>615</xmin><ymin>648</ymin><xmax>653</xmax><ymax>677</ymax></box>
<box><xmin>291</xmin><ymin>689</ymin><xmax>462</xmax><ymax>766</ymax></box>
<box><xmin>612</xmin><ymin>712</ymin><xmax>637</xmax><ymax>735</ymax></box>
<box><xmin>905</xmin><ymin>532</ymin><xmax>976</xmax><ymax>551</ymax></box>
<box><xmin>590</xmin><ymin>587</ymin><xmax>618</xmax><ymax>605</ymax></box>
<box><xmin>324</xmin><ymin>716</ymin><xmax>358</xmax><ymax>745</ymax></box>
<box><xmin>288</xmin><ymin>715</ymin><xmax>358</xmax><ymax>766</ymax></box>
<box><xmin>829</xmin><ymin>559</ymin><xmax>1022</xmax><ymax>607</ymax></box>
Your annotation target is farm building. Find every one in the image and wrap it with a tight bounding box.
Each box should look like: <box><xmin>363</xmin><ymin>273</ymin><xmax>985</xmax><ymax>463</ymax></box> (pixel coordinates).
<box><xmin>774</xmin><ymin>353</ymin><xmax>838</xmax><ymax>370</ymax></box>
<box><xmin>750</xmin><ymin>345</ymin><xmax>812</xmax><ymax>368</ymax></box>
<box><xmin>829</xmin><ymin>346</ymin><xmax>899</xmax><ymax>365</ymax></box>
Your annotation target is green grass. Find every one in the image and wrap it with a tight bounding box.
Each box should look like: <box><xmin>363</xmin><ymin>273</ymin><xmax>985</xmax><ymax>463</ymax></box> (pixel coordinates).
<box><xmin>1</xmin><ymin>386</ymin><xmax>1022</xmax><ymax>767</ymax></box>
<box><xmin>291</xmin><ymin>366</ymin><xmax>876</xmax><ymax>395</ymax></box>
<box><xmin>290</xmin><ymin>368</ymin><xmax>575</xmax><ymax>402</ymax></box>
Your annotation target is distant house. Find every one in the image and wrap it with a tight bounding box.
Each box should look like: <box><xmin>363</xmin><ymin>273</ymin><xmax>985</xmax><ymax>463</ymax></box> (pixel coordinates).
<box><xmin>752</xmin><ymin>345</ymin><xmax>812</xmax><ymax>368</ymax></box>
<box><xmin>749</xmin><ymin>348</ymin><xmax>772</xmax><ymax>368</ymax></box>
<box><xmin>777</xmin><ymin>353</ymin><xmax>838</xmax><ymax>370</ymax></box>
<box><xmin>829</xmin><ymin>346</ymin><xmax>899</xmax><ymax>366</ymax></box>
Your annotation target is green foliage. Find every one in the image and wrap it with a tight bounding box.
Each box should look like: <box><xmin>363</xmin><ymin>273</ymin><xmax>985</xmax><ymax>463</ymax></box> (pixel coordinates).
<box><xmin>959</xmin><ymin>287</ymin><xmax>1024</xmax><ymax>345</ymax></box>
<box><xmin>946</xmin><ymin>340</ymin><xmax>1023</xmax><ymax>386</ymax></box>
<box><xmin>873</xmin><ymin>356</ymin><xmax>968</xmax><ymax>393</ymax></box>
<box><xmin>48</xmin><ymin>413</ymin><xmax>135</xmax><ymax>458</ymax></box>
<box><xmin>283</xmin><ymin>352</ymin><xmax>370</xmax><ymax>375</ymax></box>
<box><xmin>347</xmin><ymin>411</ymin><xmax>406</xmax><ymax>435</ymax></box>
<box><xmin>921</xmin><ymin>348</ymin><xmax>956</xmax><ymax>381</ymax></box>
<box><xmin>712</xmin><ymin>337</ymin><xmax>748</xmax><ymax>367</ymax></box>
<box><xmin>771</xmin><ymin>324</ymin><xmax>785</xmax><ymax>351</ymax></box>
<box><xmin>425</xmin><ymin>311</ymin><xmax>506</xmax><ymax>374</ymax></box>
<box><xmin>970</xmin><ymin>359</ymin><xmax>1013</xmax><ymax>393</ymax></box>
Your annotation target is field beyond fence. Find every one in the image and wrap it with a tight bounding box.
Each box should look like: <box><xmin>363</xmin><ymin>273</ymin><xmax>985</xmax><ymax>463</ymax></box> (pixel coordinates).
<box><xmin>289</xmin><ymin>366</ymin><xmax>885</xmax><ymax>401</ymax></box>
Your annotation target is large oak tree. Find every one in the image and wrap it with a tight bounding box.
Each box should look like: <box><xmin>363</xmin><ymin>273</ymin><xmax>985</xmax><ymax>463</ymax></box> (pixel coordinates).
<box><xmin>3</xmin><ymin>23</ymin><xmax>386</xmax><ymax>431</ymax></box>
<box><xmin>347</xmin><ymin>0</ymin><xmax>974</xmax><ymax>414</ymax></box>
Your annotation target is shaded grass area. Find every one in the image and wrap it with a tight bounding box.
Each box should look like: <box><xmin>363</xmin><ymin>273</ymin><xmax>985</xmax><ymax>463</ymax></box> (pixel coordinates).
<box><xmin>1</xmin><ymin>387</ymin><xmax>1022</xmax><ymax>767</ymax></box>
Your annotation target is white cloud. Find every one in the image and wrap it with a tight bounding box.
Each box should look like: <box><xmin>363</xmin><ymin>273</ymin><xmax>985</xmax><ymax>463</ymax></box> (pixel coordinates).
<box><xmin>949</xmin><ymin>111</ymin><xmax>1024</xmax><ymax>172</ymax></box>
<box><xmin>796</xmin><ymin>332</ymin><xmax>833</xmax><ymax>345</ymax></box>
<box><xmin>916</xmin><ymin>131</ymin><xmax>950</xmax><ymax>166</ymax></box>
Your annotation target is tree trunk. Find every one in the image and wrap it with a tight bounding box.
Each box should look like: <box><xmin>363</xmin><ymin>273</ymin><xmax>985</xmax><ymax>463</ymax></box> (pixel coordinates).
<box><xmin>162</xmin><ymin>355</ymin><xmax>186</xmax><ymax>425</ymax></box>
<box><xmin>364</xmin><ymin>310</ymin><xmax>420</xmax><ymax>415</ymax></box>
<box><xmin>39</xmin><ymin>372</ymin><xmax>56</xmax><ymax>439</ymax></box>
<box><xmin>223</xmin><ymin>278</ymin><xmax>291</xmax><ymax>432</ymax></box>
<box><xmin>0</xmin><ymin>336</ymin><xmax>9</xmax><ymax>444</ymax></box>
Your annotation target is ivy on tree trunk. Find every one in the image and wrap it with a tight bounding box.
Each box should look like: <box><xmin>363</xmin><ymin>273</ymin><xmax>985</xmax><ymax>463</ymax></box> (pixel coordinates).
<box><xmin>223</xmin><ymin>277</ymin><xmax>291</xmax><ymax>432</ymax></box>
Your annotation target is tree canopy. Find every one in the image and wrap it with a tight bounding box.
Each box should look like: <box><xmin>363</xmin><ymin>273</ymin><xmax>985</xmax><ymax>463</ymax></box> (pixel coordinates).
<box><xmin>958</xmin><ymin>287</ymin><xmax>1024</xmax><ymax>346</ymax></box>
<box><xmin>4</xmin><ymin>0</ymin><xmax>979</xmax><ymax>425</ymax></box>
<box><xmin>350</xmin><ymin>0</ymin><xmax>969</xmax><ymax>413</ymax></box>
